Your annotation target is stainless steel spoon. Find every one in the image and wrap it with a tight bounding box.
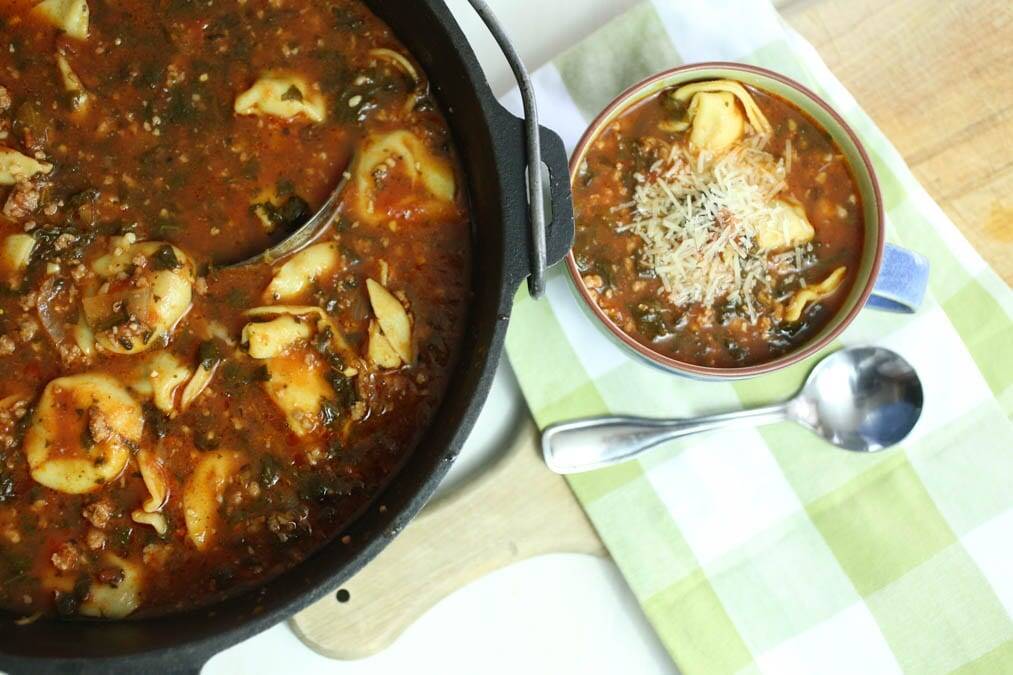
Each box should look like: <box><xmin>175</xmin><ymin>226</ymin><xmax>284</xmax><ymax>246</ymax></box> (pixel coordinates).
<box><xmin>542</xmin><ymin>346</ymin><xmax>923</xmax><ymax>474</ymax></box>
<box><xmin>227</xmin><ymin>165</ymin><xmax>353</xmax><ymax>268</ymax></box>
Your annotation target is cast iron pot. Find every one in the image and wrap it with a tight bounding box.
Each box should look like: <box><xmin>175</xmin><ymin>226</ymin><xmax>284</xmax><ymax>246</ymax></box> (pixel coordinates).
<box><xmin>0</xmin><ymin>1</ymin><xmax>574</xmax><ymax>672</ymax></box>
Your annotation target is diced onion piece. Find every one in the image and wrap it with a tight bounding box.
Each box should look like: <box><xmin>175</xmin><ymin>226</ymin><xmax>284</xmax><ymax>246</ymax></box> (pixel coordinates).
<box><xmin>366</xmin><ymin>279</ymin><xmax>412</xmax><ymax>364</ymax></box>
<box><xmin>14</xmin><ymin>612</ymin><xmax>43</xmax><ymax>626</ymax></box>
<box><xmin>783</xmin><ymin>267</ymin><xmax>848</xmax><ymax>322</ymax></box>
<box><xmin>1</xmin><ymin>234</ymin><xmax>36</xmax><ymax>275</ymax></box>
<box><xmin>243</xmin><ymin>315</ymin><xmax>313</xmax><ymax>359</ymax></box>
<box><xmin>31</xmin><ymin>0</ymin><xmax>89</xmax><ymax>40</ymax></box>
<box><xmin>264</xmin><ymin>242</ymin><xmax>340</xmax><ymax>302</ymax></box>
<box><xmin>0</xmin><ymin>147</ymin><xmax>53</xmax><ymax>186</ymax></box>
<box><xmin>35</xmin><ymin>277</ymin><xmax>69</xmax><ymax>346</ymax></box>
<box><xmin>234</xmin><ymin>71</ymin><xmax>325</xmax><ymax>122</ymax></box>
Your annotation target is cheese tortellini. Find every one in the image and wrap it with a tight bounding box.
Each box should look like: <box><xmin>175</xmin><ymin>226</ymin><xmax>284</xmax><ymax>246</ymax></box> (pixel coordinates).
<box><xmin>685</xmin><ymin>91</ymin><xmax>745</xmax><ymax>153</ymax></box>
<box><xmin>242</xmin><ymin>306</ymin><xmax>351</xmax><ymax>437</ymax></box>
<box><xmin>667</xmin><ymin>80</ymin><xmax>773</xmax><ymax>153</ymax></box>
<box><xmin>43</xmin><ymin>551</ymin><xmax>144</xmax><ymax>618</ymax></box>
<box><xmin>56</xmin><ymin>53</ymin><xmax>90</xmax><ymax>111</ymax></box>
<box><xmin>234</xmin><ymin>71</ymin><xmax>326</xmax><ymax>122</ymax></box>
<box><xmin>130</xmin><ymin>450</ymin><xmax>170</xmax><ymax>536</ymax></box>
<box><xmin>756</xmin><ymin>199</ymin><xmax>816</xmax><ymax>252</ymax></box>
<box><xmin>24</xmin><ymin>374</ymin><xmax>142</xmax><ymax>494</ymax></box>
<box><xmin>179</xmin><ymin>360</ymin><xmax>217</xmax><ymax>412</ymax></box>
<box><xmin>84</xmin><ymin>239</ymin><xmax>196</xmax><ymax>355</ymax></box>
<box><xmin>263</xmin><ymin>242</ymin><xmax>340</xmax><ymax>303</ymax></box>
<box><xmin>0</xmin><ymin>147</ymin><xmax>53</xmax><ymax>186</ymax></box>
<box><xmin>137</xmin><ymin>449</ymin><xmax>170</xmax><ymax>514</ymax></box>
<box><xmin>783</xmin><ymin>266</ymin><xmax>848</xmax><ymax>322</ymax></box>
<box><xmin>128</xmin><ymin>350</ymin><xmax>215</xmax><ymax>416</ymax></box>
<box><xmin>31</xmin><ymin>0</ymin><xmax>90</xmax><ymax>40</ymax></box>
<box><xmin>366</xmin><ymin>278</ymin><xmax>413</xmax><ymax>368</ymax></box>
<box><xmin>139</xmin><ymin>352</ymin><xmax>192</xmax><ymax>414</ymax></box>
<box><xmin>262</xmin><ymin>351</ymin><xmax>337</xmax><ymax>437</ymax></box>
<box><xmin>183</xmin><ymin>450</ymin><xmax>245</xmax><ymax>552</ymax></box>
<box><xmin>352</xmin><ymin>130</ymin><xmax>457</xmax><ymax>225</ymax></box>
<box><xmin>243</xmin><ymin>315</ymin><xmax>312</xmax><ymax>359</ymax></box>
<box><xmin>80</xmin><ymin>554</ymin><xmax>144</xmax><ymax>619</ymax></box>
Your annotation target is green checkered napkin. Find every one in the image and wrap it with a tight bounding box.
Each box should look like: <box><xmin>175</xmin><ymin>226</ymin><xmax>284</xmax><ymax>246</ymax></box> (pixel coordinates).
<box><xmin>500</xmin><ymin>1</ymin><xmax>1013</xmax><ymax>673</ymax></box>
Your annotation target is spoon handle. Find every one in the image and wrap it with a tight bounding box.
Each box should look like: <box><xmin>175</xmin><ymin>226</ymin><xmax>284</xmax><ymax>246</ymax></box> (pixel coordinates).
<box><xmin>542</xmin><ymin>405</ymin><xmax>788</xmax><ymax>474</ymax></box>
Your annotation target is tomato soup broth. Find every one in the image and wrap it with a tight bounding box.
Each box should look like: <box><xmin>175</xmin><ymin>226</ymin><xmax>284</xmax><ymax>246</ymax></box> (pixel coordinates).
<box><xmin>572</xmin><ymin>80</ymin><xmax>864</xmax><ymax>368</ymax></box>
<box><xmin>0</xmin><ymin>0</ymin><xmax>470</xmax><ymax>618</ymax></box>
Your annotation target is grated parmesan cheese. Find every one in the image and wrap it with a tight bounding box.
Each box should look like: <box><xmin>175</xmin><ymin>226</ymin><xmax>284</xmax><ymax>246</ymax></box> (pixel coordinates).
<box><xmin>614</xmin><ymin>136</ymin><xmax>809</xmax><ymax>323</ymax></box>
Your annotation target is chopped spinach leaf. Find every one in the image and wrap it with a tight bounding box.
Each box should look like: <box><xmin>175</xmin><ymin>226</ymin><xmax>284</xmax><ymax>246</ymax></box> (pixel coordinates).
<box><xmin>197</xmin><ymin>340</ymin><xmax>222</xmax><ymax>370</ymax></box>
<box><xmin>0</xmin><ymin>472</ymin><xmax>14</xmax><ymax>503</ymax></box>
<box><xmin>143</xmin><ymin>402</ymin><xmax>170</xmax><ymax>440</ymax></box>
<box><xmin>151</xmin><ymin>244</ymin><xmax>182</xmax><ymax>271</ymax></box>
<box><xmin>192</xmin><ymin>426</ymin><xmax>220</xmax><ymax>451</ymax></box>
<box><xmin>319</xmin><ymin>399</ymin><xmax>341</xmax><ymax>428</ymax></box>
<box><xmin>280</xmin><ymin>85</ymin><xmax>303</xmax><ymax>102</ymax></box>
<box><xmin>260</xmin><ymin>455</ymin><xmax>281</xmax><ymax>489</ymax></box>
<box><xmin>251</xmin><ymin>195</ymin><xmax>310</xmax><ymax>231</ymax></box>
<box><xmin>327</xmin><ymin>371</ymin><xmax>356</xmax><ymax>409</ymax></box>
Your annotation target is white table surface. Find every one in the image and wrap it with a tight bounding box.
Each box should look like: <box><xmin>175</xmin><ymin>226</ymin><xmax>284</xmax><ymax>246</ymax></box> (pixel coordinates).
<box><xmin>207</xmin><ymin>1</ymin><xmax>676</xmax><ymax>672</ymax></box>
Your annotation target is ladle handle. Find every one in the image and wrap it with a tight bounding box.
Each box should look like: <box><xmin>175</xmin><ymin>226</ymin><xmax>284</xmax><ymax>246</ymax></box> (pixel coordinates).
<box><xmin>542</xmin><ymin>405</ymin><xmax>788</xmax><ymax>474</ymax></box>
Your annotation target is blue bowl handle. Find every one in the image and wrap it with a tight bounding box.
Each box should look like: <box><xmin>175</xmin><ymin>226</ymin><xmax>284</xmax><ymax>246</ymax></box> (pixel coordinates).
<box><xmin>867</xmin><ymin>243</ymin><xmax>930</xmax><ymax>313</ymax></box>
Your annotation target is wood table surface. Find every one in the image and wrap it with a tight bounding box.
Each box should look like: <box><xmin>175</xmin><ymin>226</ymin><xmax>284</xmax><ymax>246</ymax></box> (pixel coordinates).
<box><xmin>778</xmin><ymin>0</ymin><xmax>1013</xmax><ymax>282</ymax></box>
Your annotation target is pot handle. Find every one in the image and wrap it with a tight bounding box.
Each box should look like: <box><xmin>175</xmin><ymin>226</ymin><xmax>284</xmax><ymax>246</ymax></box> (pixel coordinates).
<box><xmin>466</xmin><ymin>0</ymin><xmax>574</xmax><ymax>298</ymax></box>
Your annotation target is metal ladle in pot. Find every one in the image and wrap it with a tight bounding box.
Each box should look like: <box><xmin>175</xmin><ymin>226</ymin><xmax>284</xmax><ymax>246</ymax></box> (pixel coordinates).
<box><xmin>226</xmin><ymin>165</ymin><xmax>353</xmax><ymax>269</ymax></box>
<box><xmin>542</xmin><ymin>346</ymin><xmax>924</xmax><ymax>474</ymax></box>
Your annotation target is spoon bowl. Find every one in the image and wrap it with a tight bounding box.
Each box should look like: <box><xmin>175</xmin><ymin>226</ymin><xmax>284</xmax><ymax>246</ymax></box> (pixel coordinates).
<box><xmin>543</xmin><ymin>346</ymin><xmax>923</xmax><ymax>474</ymax></box>
<box><xmin>791</xmin><ymin>346</ymin><xmax>923</xmax><ymax>452</ymax></box>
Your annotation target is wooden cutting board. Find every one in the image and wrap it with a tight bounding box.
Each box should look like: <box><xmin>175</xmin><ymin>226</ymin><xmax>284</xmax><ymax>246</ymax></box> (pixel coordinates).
<box><xmin>291</xmin><ymin>0</ymin><xmax>1012</xmax><ymax>659</ymax></box>
<box><xmin>290</xmin><ymin>417</ymin><xmax>605</xmax><ymax>659</ymax></box>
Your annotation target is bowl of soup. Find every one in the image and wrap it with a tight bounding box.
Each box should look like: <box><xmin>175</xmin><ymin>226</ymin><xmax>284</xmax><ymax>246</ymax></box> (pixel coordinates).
<box><xmin>568</xmin><ymin>63</ymin><xmax>895</xmax><ymax>379</ymax></box>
